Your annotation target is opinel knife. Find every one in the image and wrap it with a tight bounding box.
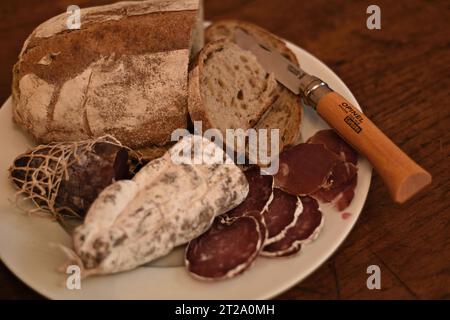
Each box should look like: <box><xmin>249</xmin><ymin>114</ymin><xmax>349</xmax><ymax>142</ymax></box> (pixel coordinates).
<box><xmin>235</xmin><ymin>29</ymin><xmax>431</xmax><ymax>203</ymax></box>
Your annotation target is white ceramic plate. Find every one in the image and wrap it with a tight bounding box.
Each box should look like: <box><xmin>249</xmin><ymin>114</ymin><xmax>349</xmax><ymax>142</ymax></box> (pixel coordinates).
<box><xmin>0</xmin><ymin>40</ymin><xmax>372</xmax><ymax>300</ymax></box>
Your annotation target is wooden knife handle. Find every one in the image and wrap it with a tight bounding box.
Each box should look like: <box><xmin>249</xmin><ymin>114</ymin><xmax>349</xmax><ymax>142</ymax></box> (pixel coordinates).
<box><xmin>316</xmin><ymin>92</ymin><xmax>432</xmax><ymax>203</ymax></box>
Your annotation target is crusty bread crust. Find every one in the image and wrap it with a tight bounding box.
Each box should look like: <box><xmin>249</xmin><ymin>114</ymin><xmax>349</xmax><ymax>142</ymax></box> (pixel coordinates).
<box><xmin>13</xmin><ymin>0</ymin><xmax>202</xmax><ymax>151</ymax></box>
<box><xmin>188</xmin><ymin>55</ymin><xmax>215</xmax><ymax>131</ymax></box>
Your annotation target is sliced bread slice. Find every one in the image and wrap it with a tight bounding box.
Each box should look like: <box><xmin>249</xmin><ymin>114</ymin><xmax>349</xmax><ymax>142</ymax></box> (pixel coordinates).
<box><xmin>255</xmin><ymin>87</ymin><xmax>302</xmax><ymax>149</ymax></box>
<box><xmin>205</xmin><ymin>20</ymin><xmax>303</xmax><ymax>156</ymax></box>
<box><xmin>188</xmin><ymin>40</ymin><xmax>279</xmax><ymax>133</ymax></box>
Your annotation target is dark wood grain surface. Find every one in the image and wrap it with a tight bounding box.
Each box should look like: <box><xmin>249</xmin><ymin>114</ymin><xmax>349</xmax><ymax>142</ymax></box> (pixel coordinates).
<box><xmin>0</xmin><ymin>0</ymin><xmax>449</xmax><ymax>300</ymax></box>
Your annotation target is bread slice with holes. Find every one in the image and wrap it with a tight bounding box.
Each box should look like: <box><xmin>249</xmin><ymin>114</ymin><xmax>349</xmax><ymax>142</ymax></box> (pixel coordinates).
<box><xmin>188</xmin><ymin>40</ymin><xmax>278</xmax><ymax>133</ymax></box>
<box><xmin>204</xmin><ymin>20</ymin><xmax>303</xmax><ymax>155</ymax></box>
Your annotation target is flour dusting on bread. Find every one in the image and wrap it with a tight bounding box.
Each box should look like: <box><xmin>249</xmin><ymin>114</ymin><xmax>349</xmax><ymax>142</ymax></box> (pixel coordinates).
<box><xmin>13</xmin><ymin>0</ymin><xmax>204</xmax><ymax>160</ymax></box>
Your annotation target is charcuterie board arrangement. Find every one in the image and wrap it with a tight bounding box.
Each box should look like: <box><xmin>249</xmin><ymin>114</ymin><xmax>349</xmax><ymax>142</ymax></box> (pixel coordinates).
<box><xmin>8</xmin><ymin>128</ymin><xmax>357</xmax><ymax>280</ymax></box>
<box><xmin>0</xmin><ymin>0</ymin><xmax>373</xmax><ymax>299</ymax></box>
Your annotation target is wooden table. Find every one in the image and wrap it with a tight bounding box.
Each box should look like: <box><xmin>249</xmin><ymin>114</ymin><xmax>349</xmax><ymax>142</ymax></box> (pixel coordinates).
<box><xmin>0</xmin><ymin>0</ymin><xmax>448</xmax><ymax>300</ymax></box>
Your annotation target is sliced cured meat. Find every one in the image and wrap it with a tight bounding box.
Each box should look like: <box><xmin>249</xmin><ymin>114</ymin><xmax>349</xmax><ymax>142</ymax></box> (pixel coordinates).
<box><xmin>274</xmin><ymin>143</ymin><xmax>339</xmax><ymax>195</ymax></box>
<box><xmin>263</xmin><ymin>189</ymin><xmax>302</xmax><ymax>245</ymax></box>
<box><xmin>307</xmin><ymin>129</ymin><xmax>358</xmax><ymax>164</ymax></box>
<box><xmin>243</xmin><ymin>210</ymin><xmax>268</xmax><ymax>243</ymax></box>
<box><xmin>311</xmin><ymin>151</ymin><xmax>358</xmax><ymax>211</ymax></box>
<box><xmin>222</xmin><ymin>166</ymin><xmax>271</xmax><ymax>243</ymax></box>
<box><xmin>186</xmin><ymin>215</ymin><xmax>263</xmax><ymax>280</ymax></box>
<box><xmin>223</xmin><ymin>209</ymin><xmax>268</xmax><ymax>243</ymax></box>
<box><xmin>327</xmin><ymin>161</ymin><xmax>357</xmax><ymax>189</ymax></box>
<box><xmin>226</xmin><ymin>166</ymin><xmax>273</xmax><ymax>218</ymax></box>
<box><xmin>332</xmin><ymin>176</ymin><xmax>357</xmax><ymax>211</ymax></box>
<box><xmin>307</xmin><ymin>130</ymin><xmax>359</xmax><ymax>211</ymax></box>
<box><xmin>262</xmin><ymin>196</ymin><xmax>323</xmax><ymax>258</ymax></box>
<box><xmin>314</xmin><ymin>162</ymin><xmax>358</xmax><ymax>201</ymax></box>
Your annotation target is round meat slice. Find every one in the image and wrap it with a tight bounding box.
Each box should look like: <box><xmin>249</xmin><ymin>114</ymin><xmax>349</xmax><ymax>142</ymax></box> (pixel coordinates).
<box><xmin>312</xmin><ymin>156</ymin><xmax>358</xmax><ymax>211</ymax></box>
<box><xmin>262</xmin><ymin>196</ymin><xmax>323</xmax><ymax>258</ymax></box>
<box><xmin>244</xmin><ymin>210</ymin><xmax>268</xmax><ymax>243</ymax></box>
<box><xmin>186</xmin><ymin>215</ymin><xmax>263</xmax><ymax>280</ymax></box>
<box><xmin>314</xmin><ymin>161</ymin><xmax>357</xmax><ymax>200</ymax></box>
<box><xmin>274</xmin><ymin>144</ymin><xmax>339</xmax><ymax>195</ymax></box>
<box><xmin>222</xmin><ymin>208</ymin><xmax>268</xmax><ymax>244</ymax></box>
<box><xmin>226</xmin><ymin>166</ymin><xmax>273</xmax><ymax>219</ymax></box>
<box><xmin>263</xmin><ymin>189</ymin><xmax>302</xmax><ymax>245</ymax></box>
<box><xmin>307</xmin><ymin>129</ymin><xmax>358</xmax><ymax>164</ymax></box>
<box><xmin>327</xmin><ymin>161</ymin><xmax>357</xmax><ymax>189</ymax></box>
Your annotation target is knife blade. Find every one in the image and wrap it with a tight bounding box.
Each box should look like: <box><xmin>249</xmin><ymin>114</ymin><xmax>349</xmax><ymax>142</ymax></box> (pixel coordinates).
<box><xmin>234</xmin><ymin>28</ymin><xmax>432</xmax><ymax>204</ymax></box>
<box><xmin>235</xmin><ymin>28</ymin><xmax>305</xmax><ymax>95</ymax></box>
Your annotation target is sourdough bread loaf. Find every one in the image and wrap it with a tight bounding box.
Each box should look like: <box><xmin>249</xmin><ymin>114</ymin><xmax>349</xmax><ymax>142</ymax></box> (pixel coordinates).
<box><xmin>12</xmin><ymin>0</ymin><xmax>204</xmax><ymax>159</ymax></box>
<box><xmin>204</xmin><ymin>20</ymin><xmax>303</xmax><ymax>154</ymax></box>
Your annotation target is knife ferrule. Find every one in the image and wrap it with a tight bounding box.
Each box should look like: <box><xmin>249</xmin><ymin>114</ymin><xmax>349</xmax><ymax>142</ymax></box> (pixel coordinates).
<box><xmin>298</xmin><ymin>74</ymin><xmax>332</xmax><ymax>108</ymax></box>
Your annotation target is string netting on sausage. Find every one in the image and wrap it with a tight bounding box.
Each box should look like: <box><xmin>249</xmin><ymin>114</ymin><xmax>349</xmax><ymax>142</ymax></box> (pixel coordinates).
<box><xmin>9</xmin><ymin>135</ymin><xmax>138</xmax><ymax>220</ymax></box>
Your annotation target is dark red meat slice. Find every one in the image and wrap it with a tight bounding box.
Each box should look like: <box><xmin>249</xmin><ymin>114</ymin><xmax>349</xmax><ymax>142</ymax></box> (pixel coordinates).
<box><xmin>223</xmin><ymin>209</ymin><xmax>268</xmax><ymax>243</ymax></box>
<box><xmin>327</xmin><ymin>161</ymin><xmax>357</xmax><ymax>189</ymax></box>
<box><xmin>186</xmin><ymin>215</ymin><xmax>262</xmax><ymax>280</ymax></box>
<box><xmin>263</xmin><ymin>188</ymin><xmax>301</xmax><ymax>244</ymax></box>
<box><xmin>226</xmin><ymin>166</ymin><xmax>273</xmax><ymax>219</ymax></box>
<box><xmin>314</xmin><ymin>162</ymin><xmax>358</xmax><ymax>202</ymax></box>
<box><xmin>244</xmin><ymin>210</ymin><xmax>268</xmax><ymax>243</ymax></box>
<box><xmin>307</xmin><ymin>129</ymin><xmax>358</xmax><ymax>164</ymax></box>
<box><xmin>274</xmin><ymin>144</ymin><xmax>339</xmax><ymax>195</ymax></box>
<box><xmin>312</xmin><ymin>156</ymin><xmax>358</xmax><ymax>211</ymax></box>
<box><xmin>332</xmin><ymin>176</ymin><xmax>357</xmax><ymax>211</ymax></box>
<box><xmin>307</xmin><ymin>130</ymin><xmax>359</xmax><ymax>211</ymax></box>
<box><xmin>262</xmin><ymin>196</ymin><xmax>323</xmax><ymax>258</ymax></box>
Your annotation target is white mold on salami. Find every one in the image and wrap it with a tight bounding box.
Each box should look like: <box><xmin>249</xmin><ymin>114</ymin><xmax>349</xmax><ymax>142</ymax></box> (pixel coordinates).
<box><xmin>70</xmin><ymin>135</ymin><xmax>249</xmax><ymax>276</ymax></box>
<box><xmin>185</xmin><ymin>215</ymin><xmax>263</xmax><ymax>281</ymax></box>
